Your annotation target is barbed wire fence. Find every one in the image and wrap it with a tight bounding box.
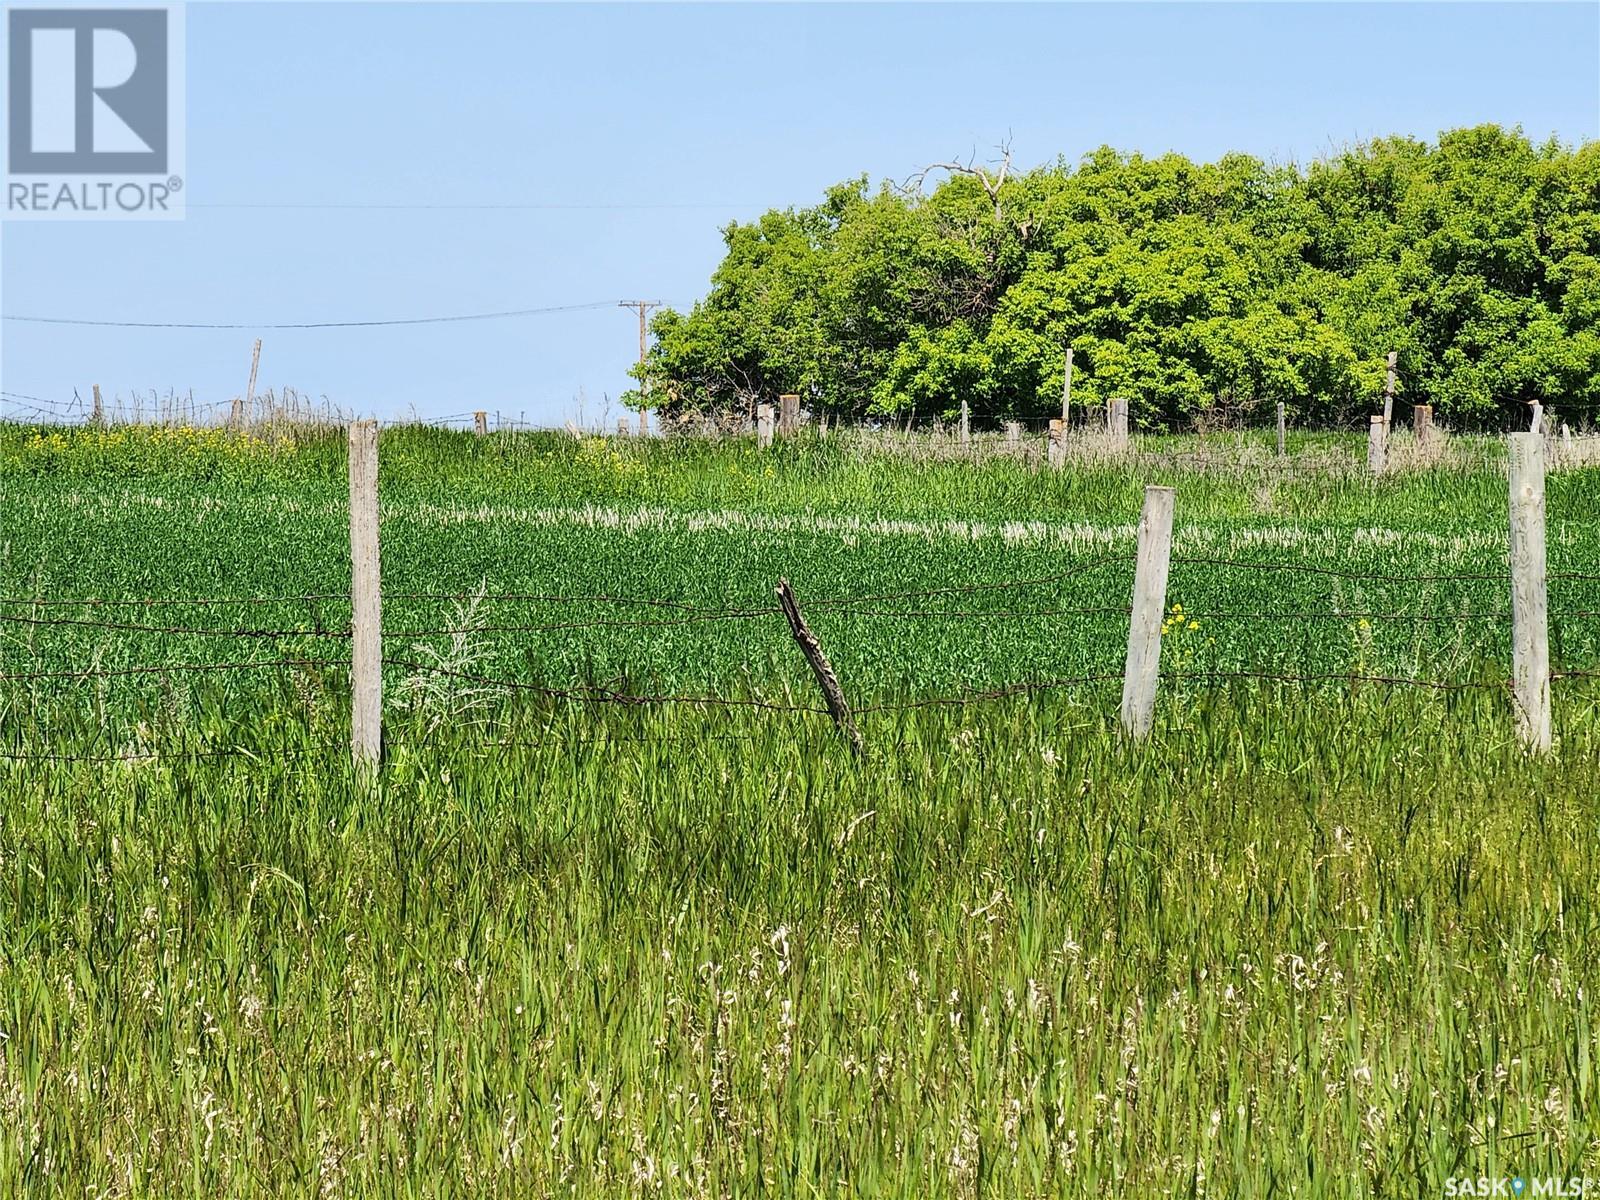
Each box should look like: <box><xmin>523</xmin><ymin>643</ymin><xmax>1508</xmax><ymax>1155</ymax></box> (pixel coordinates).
<box><xmin>2</xmin><ymin>422</ymin><xmax>1588</xmax><ymax>768</ymax></box>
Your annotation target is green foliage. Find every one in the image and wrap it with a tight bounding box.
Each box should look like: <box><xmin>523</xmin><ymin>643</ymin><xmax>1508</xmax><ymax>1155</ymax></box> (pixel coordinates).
<box><xmin>644</xmin><ymin>128</ymin><xmax>1600</xmax><ymax>429</ymax></box>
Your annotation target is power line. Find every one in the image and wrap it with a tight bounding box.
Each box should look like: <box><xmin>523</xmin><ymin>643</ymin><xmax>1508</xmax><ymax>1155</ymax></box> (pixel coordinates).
<box><xmin>1</xmin><ymin>299</ymin><xmax>621</xmax><ymax>331</ymax></box>
<box><xmin>186</xmin><ymin>201</ymin><xmax>763</xmax><ymax>212</ymax></box>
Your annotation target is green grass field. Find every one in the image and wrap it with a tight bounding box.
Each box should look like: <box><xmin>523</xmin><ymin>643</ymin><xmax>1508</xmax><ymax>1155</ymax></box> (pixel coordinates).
<box><xmin>2</xmin><ymin>423</ymin><xmax>1599</xmax><ymax>1196</ymax></box>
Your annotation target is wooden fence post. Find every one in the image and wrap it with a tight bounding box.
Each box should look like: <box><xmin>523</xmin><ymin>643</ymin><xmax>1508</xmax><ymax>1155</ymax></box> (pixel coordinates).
<box><xmin>1108</xmin><ymin>399</ymin><xmax>1130</xmax><ymax>451</ymax></box>
<box><xmin>1382</xmin><ymin>350</ymin><xmax>1397</xmax><ymax>434</ymax></box>
<box><xmin>757</xmin><ymin>403</ymin><xmax>775</xmax><ymax>450</ymax></box>
<box><xmin>348</xmin><ymin>421</ymin><xmax>383</xmax><ymax>768</ymax></box>
<box><xmin>1062</xmin><ymin>347</ymin><xmax>1074</xmax><ymax>426</ymax></box>
<box><xmin>1368</xmin><ymin>415</ymin><xmax>1386</xmax><ymax>475</ymax></box>
<box><xmin>1005</xmin><ymin>421</ymin><xmax>1021</xmax><ymax>451</ymax></box>
<box><xmin>92</xmin><ymin>384</ymin><xmax>104</xmax><ymax>427</ymax></box>
<box><xmin>1276</xmin><ymin>402</ymin><xmax>1286</xmax><ymax>457</ymax></box>
<box><xmin>1529</xmin><ymin>402</ymin><xmax>1543</xmax><ymax>436</ymax></box>
<box><xmin>1508</xmin><ymin>433</ymin><xmax>1551</xmax><ymax>753</ymax></box>
<box><xmin>473</xmin><ymin>411</ymin><xmax>488</xmax><ymax>437</ymax></box>
<box><xmin>1414</xmin><ymin>404</ymin><xmax>1433</xmax><ymax>449</ymax></box>
<box><xmin>778</xmin><ymin>393</ymin><xmax>799</xmax><ymax>436</ymax></box>
<box><xmin>1120</xmin><ymin>485</ymin><xmax>1175</xmax><ymax>739</ymax></box>
<box><xmin>776</xmin><ymin>579</ymin><xmax>863</xmax><ymax>757</ymax></box>
<box><xmin>959</xmin><ymin>398</ymin><xmax>971</xmax><ymax>448</ymax></box>
<box><xmin>245</xmin><ymin>338</ymin><xmax>262</xmax><ymax>429</ymax></box>
<box><xmin>1048</xmin><ymin>419</ymin><xmax>1064</xmax><ymax>469</ymax></box>
<box><xmin>617</xmin><ymin>417</ymin><xmax>630</xmax><ymax>437</ymax></box>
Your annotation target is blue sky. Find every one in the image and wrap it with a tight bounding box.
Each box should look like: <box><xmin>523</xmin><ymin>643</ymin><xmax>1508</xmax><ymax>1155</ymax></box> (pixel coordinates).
<box><xmin>3</xmin><ymin>1</ymin><xmax>1597</xmax><ymax>427</ymax></box>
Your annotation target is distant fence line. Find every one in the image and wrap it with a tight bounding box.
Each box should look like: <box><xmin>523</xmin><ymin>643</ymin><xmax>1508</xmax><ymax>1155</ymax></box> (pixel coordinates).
<box><xmin>9</xmin><ymin>388</ymin><xmax>1600</xmax><ymax>477</ymax></box>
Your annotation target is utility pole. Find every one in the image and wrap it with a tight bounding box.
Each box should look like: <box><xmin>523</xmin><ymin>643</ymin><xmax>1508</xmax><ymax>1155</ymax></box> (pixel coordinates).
<box><xmin>619</xmin><ymin>300</ymin><xmax>661</xmax><ymax>435</ymax></box>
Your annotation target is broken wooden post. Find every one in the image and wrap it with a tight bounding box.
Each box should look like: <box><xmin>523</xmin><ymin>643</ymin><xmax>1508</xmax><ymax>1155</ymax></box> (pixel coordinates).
<box><xmin>778</xmin><ymin>393</ymin><xmax>800</xmax><ymax>436</ymax></box>
<box><xmin>1108</xmin><ymin>399</ymin><xmax>1130</xmax><ymax>451</ymax></box>
<box><xmin>1005</xmin><ymin>421</ymin><xmax>1021</xmax><ymax>451</ymax></box>
<box><xmin>776</xmin><ymin>578</ymin><xmax>863</xmax><ymax>756</ymax></box>
<box><xmin>617</xmin><ymin>417</ymin><xmax>630</xmax><ymax>437</ymax></box>
<box><xmin>1048</xmin><ymin>419</ymin><xmax>1065</xmax><ymax>470</ymax></box>
<box><xmin>473</xmin><ymin>411</ymin><xmax>488</xmax><ymax>437</ymax></box>
<box><xmin>1530</xmin><ymin>402</ymin><xmax>1543</xmax><ymax>435</ymax></box>
<box><xmin>1414</xmin><ymin>404</ymin><xmax>1434</xmax><ymax>449</ymax></box>
<box><xmin>757</xmin><ymin>403</ymin><xmax>775</xmax><ymax>450</ymax></box>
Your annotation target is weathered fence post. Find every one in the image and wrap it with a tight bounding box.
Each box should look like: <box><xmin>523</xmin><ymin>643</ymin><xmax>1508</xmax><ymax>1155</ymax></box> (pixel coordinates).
<box><xmin>1120</xmin><ymin>485</ymin><xmax>1175</xmax><ymax>739</ymax></box>
<box><xmin>1005</xmin><ymin>421</ymin><xmax>1021</xmax><ymax>451</ymax></box>
<box><xmin>1048</xmin><ymin>419</ymin><xmax>1065</xmax><ymax>469</ymax></box>
<box><xmin>1508</xmin><ymin>433</ymin><xmax>1551</xmax><ymax>753</ymax></box>
<box><xmin>617</xmin><ymin>417</ymin><xmax>630</xmax><ymax>437</ymax></box>
<box><xmin>757</xmin><ymin>403</ymin><xmax>775</xmax><ymax>450</ymax></box>
<box><xmin>1368</xmin><ymin>415</ymin><xmax>1387</xmax><ymax>475</ymax></box>
<box><xmin>776</xmin><ymin>578</ymin><xmax>863</xmax><ymax>757</ymax></box>
<box><xmin>1414</xmin><ymin>404</ymin><xmax>1433</xmax><ymax>449</ymax></box>
<box><xmin>1108</xmin><ymin>398</ymin><xmax>1130</xmax><ymax>452</ymax></box>
<box><xmin>1062</xmin><ymin>347</ymin><xmax>1074</xmax><ymax>427</ymax></box>
<box><xmin>1529</xmin><ymin>402</ymin><xmax>1543</xmax><ymax>435</ymax></box>
<box><xmin>1561</xmin><ymin>422</ymin><xmax>1572</xmax><ymax>463</ymax></box>
<box><xmin>1276</xmin><ymin>402</ymin><xmax>1286</xmax><ymax>457</ymax></box>
<box><xmin>1382</xmin><ymin>350</ymin><xmax>1397</xmax><ymax>434</ymax></box>
<box><xmin>959</xmin><ymin>398</ymin><xmax>971</xmax><ymax>448</ymax></box>
<box><xmin>778</xmin><ymin>393</ymin><xmax>800</xmax><ymax>436</ymax></box>
<box><xmin>92</xmin><ymin>384</ymin><xmax>104</xmax><ymax>427</ymax></box>
<box><xmin>348</xmin><ymin>420</ymin><xmax>383</xmax><ymax>768</ymax></box>
<box><xmin>245</xmin><ymin>338</ymin><xmax>262</xmax><ymax>429</ymax></box>
<box><xmin>473</xmin><ymin>410</ymin><xmax>488</xmax><ymax>437</ymax></box>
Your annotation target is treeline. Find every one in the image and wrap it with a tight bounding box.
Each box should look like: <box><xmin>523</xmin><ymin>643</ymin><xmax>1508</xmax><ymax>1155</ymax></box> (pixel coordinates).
<box><xmin>634</xmin><ymin>126</ymin><xmax>1600</xmax><ymax>430</ymax></box>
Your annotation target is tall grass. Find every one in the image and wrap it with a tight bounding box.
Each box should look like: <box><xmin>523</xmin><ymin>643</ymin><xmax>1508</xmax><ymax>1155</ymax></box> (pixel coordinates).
<box><xmin>2</xmin><ymin>688</ymin><xmax>1598</xmax><ymax>1195</ymax></box>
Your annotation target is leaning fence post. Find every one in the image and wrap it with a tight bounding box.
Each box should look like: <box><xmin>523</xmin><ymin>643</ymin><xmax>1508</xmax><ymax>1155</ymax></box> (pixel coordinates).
<box><xmin>1508</xmin><ymin>433</ymin><xmax>1551</xmax><ymax>753</ymax></box>
<box><xmin>1276</xmin><ymin>402</ymin><xmax>1286</xmax><ymax>457</ymax></box>
<box><xmin>757</xmin><ymin>403</ymin><xmax>775</xmax><ymax>450</ymax></box>
<box><xmin>776</xmin><ymin>579</ymin><xmax>863</xmax><ymax>757</ymax></box>
<box><xmin>1121</xmin><ymin>485</ymin><xmax>1175</xmax><ymax>738</ymax></box>
<box><xmin>1368</xmin><ymin>415</ymin><xmax>1387</xmax><ymax>476</ymax></box>
<box><xmin>348</xmin><ymin>420</ymin><xmax>383</xmax><ymax>767</ymax></box>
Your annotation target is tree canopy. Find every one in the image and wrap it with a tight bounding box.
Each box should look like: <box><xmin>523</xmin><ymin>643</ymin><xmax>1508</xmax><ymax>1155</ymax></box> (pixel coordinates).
<box><xmin>636</xmin><ymin>127</ymin><xmax>1600</xmax><ymax>429</ymax></box>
